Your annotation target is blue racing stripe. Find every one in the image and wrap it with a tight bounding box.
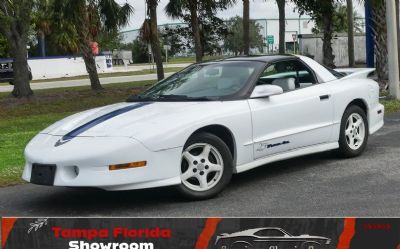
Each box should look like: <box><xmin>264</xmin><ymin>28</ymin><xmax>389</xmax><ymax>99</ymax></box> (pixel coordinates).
<box><xmin>60</xmin><ymin>102</ymin><xmax>153</xmax><ymax>142</ymax></box>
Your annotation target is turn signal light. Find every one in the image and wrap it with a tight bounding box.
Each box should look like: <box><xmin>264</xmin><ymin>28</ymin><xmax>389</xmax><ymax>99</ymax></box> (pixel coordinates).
<box><xmin>109</xmin><ymin>161</ymin><xmax>147</xmax><ymax>171</ymax></box>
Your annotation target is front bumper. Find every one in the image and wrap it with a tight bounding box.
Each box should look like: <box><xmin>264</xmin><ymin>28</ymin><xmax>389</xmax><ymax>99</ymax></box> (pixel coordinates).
<box><xmin>22</xmin><ymin>134</ymin><xmax>182</xmax><ymax>191</ymax></box>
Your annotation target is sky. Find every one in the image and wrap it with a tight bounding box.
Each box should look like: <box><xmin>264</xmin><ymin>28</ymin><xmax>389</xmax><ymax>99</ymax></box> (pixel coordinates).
<box><xmin>118</xmin><ymin>0</ymin><xmax>367</xmax><ymax>32</ymax></box>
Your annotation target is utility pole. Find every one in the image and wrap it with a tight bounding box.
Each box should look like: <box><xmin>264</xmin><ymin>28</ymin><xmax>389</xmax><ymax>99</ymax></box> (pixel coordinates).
<box><xmin>386</xmin><ymin>0</ymin><xmax>400</xmax><ymax>99</ymax></box>
<box><xmin>365</xmin><ymin>1</ymin><xmax>375</xmax><ymax>68</ymax></box>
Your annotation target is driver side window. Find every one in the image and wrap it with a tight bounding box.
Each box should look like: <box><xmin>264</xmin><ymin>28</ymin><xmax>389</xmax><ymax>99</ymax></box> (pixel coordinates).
<box><xmin>257</xmin><ymin>61</ymin><xmax>297</xmax><ymax>93</ymax></box>
<box><xmin>257</xmin><ymin>60</ymin><xmax>317</xmax><ymax>93</ymax></box>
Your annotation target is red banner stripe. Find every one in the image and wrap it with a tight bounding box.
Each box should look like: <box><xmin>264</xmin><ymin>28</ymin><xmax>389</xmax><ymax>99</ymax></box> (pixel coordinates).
<box><xmin>1</xmin><ymin>218</ymin><xmax>17</xmax><ymax>249</ymax></box>
<box><xmin>337</xmin><ymin>217</ymin><xmax>356</xmax><ymax>249</ymax></box>
<box><xmin>195</xmin><ymin>218</ymin><xmax>223</xmax><ymax>249</ymax></box>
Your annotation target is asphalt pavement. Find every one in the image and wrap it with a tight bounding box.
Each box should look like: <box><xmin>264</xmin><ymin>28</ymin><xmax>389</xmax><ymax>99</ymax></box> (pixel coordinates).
<box><xmin>0</xmin><ymin>112</ymin><xmax>399</xmax><ymax>217</ymax></box>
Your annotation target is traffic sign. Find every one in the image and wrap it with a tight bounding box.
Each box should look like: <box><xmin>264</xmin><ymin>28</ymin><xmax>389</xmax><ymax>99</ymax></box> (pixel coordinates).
<box><xmin>267</xmin><ymin>35</ymin><xmax>274</xmax><ymax>45</ymax></box>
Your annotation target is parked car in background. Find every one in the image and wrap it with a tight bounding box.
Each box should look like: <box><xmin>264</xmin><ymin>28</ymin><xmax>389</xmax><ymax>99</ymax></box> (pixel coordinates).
<box><xmin>0</xmin><ymin>59</ymin><xmax>33</xmax><ymax>85</ymax></box>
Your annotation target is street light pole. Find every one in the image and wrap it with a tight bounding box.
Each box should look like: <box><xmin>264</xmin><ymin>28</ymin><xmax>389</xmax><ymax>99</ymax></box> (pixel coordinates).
<box><xmin>386</xmin><ymin>0</ymin><xmax>400</xmax><ymax>99</ymax></box>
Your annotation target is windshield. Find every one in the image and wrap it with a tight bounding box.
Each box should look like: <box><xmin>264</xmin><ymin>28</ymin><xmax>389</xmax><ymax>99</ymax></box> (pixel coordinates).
<box><xmin>131</xmin><ymin>61</ymin><xmax>264</xmax><ymax>101</ymax></box>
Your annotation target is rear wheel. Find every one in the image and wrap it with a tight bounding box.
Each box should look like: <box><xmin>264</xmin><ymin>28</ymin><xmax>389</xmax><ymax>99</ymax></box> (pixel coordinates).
<box><xmin>337</xmin><ymin>105</ymin><xmax>369</xmax><ymax>158</ymax></box>
<box><xmin>177</xmin><ymin>132</ymin><xmax>233</xmax><ymax>200</ymax></box>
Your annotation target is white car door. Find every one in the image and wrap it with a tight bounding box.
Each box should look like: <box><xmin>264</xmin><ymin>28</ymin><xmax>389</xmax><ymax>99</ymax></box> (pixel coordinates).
<box><xmin>248</xmin><ymin>59</ymin><xmax>334</xmax><ymax>159</ymax></box>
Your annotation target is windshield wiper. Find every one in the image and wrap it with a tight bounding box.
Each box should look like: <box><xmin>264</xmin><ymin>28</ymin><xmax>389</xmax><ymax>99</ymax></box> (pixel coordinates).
<box><xmin>158</xmin><ymin>95</ymin><xmax>213</xmax><ymax>101</ymax></box>
<box><xmin>126</xmin><ymin>95</ymin><xmax>156</xmax><ymax>102</ymax></box>
<box><xmin>128</xmin><ymin>94</ymin><xmax>214</xmax><ymax>102</ymax></box>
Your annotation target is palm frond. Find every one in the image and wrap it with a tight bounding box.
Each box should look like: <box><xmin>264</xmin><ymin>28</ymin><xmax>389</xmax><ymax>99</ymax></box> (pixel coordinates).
<box><xmin>165</xmin><ymin>0</ymin><xmax>184</xmax><ymax>19</ymax></box>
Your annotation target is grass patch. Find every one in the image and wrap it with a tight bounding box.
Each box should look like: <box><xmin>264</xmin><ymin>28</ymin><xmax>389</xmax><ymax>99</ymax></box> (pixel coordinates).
<box><xmin>0</xmin><ymin>80</ymin><xmax>155</xmax><ymax>186</ymax></box>
<box><xmin>382</xmin><ymin>99</ymin><xmax>400</xmax><ymax>113</ymax></box>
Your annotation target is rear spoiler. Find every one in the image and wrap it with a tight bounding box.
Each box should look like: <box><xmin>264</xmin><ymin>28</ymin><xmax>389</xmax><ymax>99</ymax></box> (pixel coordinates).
<box><xmin>334</xmin><ymin>68</ymin><xmax>376</xmax><ymax>80</ymax></box>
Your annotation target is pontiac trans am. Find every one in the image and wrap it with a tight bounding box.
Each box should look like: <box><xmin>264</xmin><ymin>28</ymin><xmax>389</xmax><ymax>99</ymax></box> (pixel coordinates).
<box><xmin>22</xmin><ymin>55</ymin><xmax>384</xmax><ymax>199</ymax></box>
<box><xmin>214</xmin><ymin>227</ymin><xmax>331</xmax><ymax>249</ymax></box>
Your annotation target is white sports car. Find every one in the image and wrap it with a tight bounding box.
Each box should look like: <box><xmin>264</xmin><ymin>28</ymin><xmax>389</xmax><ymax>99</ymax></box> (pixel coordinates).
<box><xmin>22</xmin><ymin>55</ymin><xmax>384</xmax><ymax>199</ymax></box>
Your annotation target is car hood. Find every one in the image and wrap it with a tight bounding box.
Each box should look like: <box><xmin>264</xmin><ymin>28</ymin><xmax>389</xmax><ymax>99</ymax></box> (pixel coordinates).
<box><xmin>42</xmin><ymin>101</ymin><xmax>205</xmax><ymax>137</ymax></box>
<box><xmin>40</xmin><ymin>101</ymin><xmax>243</xmax><ymax>151</ymax></box>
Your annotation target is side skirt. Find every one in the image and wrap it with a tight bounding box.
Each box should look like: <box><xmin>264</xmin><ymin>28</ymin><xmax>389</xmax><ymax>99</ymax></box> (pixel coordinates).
<box><xmin>235</xmin><ymin>142</ymin><xmax>339</xmax><ymax>174</ymax></box>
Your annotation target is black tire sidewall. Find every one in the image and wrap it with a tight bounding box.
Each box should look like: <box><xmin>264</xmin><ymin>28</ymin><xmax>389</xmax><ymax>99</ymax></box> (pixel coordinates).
<box><xmin>177</xmin><ymin>132</ymin><xmax>233</xmax><ymax>200</ymax></box>
<box><xmin>338</xmin><ymin>105</ymin><xmax>369</xmax><ymax>158</ymax></box>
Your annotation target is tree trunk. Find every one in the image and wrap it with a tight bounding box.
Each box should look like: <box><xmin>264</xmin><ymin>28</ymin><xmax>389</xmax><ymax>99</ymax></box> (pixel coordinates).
<box><xmin>78</xmin><ymin>5</ymin><xmax>103</xmax><ymax>90</ymax></box>
<box><xmin>80</xmin><ymin>42</ymin><xmax>103</xmax><ymax>90</ymax></box>
<box><xmin>188</xmin><ymin>0</ymin><xmax>202</xmax><ymax>63</ymax></box>
<box><xmin>1</xmin><ymin>1</ymin><xmax>34</xmax><ymax>98</ymax></box>
<box><xmin>322</xmin><ymin>12</ymin><xmax>335</xmax><ymax>68</ymax></box>
<box><xmin>10</xmin><ymin>37</ymin><xmax>33</xmax><ymax>97</ymax></box>
<box><xmin>39</xmin><ymin>32</ymin><xmax>46</xmax><ymax>57</ymax></box>
<box><xmin>243</xmin><ymin>0</ymin><xmax>250</xmax><ymax>55</ymax></box>
<box><xmin>371</xmin><ymin>2</ymin><xmax>388</xmax><ymax>88</ymax></box>
<box><xmin>347</xmin><ymin>0</ymin><xmax>355</xmax><ymax>67</ymax></box>
<box><xmin>148</xmin><ymin>0</ymin><xmax>164</xmax><ymax>81</ymax></box>
<box><xmin>277</xmin><ymin>0</ymin><xmax>286</xmax><ymax>54</ymax></box>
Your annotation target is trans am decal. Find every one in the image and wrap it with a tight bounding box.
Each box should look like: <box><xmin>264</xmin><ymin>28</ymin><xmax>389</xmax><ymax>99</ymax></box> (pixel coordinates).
<box><xmin>2</xmin><ymin>218</ymin><xmax>400</xmax><ymax>249</ymax></box>
<box><xmin>256</xmin><ymin>141</ymin><xmax>290</xmax><ymax>152</ymax></box>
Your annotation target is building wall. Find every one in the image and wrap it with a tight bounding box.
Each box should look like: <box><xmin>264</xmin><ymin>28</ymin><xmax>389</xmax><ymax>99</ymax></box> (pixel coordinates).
<box><xmin>28</xmin><ymin>56</ymin><xmax>111</xmax><ymax>80</ymax></box>
<box><xmin>299</xmin><ymin>34</ymin><xmax>366</xmax><ymax>67</ymax></box>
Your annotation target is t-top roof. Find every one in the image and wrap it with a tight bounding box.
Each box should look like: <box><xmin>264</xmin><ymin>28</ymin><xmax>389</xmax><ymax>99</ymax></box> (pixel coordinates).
<box><xmin>222</xmin><ymin>54</ymin><xmax>296</xmax><ymax>63</ymax></box>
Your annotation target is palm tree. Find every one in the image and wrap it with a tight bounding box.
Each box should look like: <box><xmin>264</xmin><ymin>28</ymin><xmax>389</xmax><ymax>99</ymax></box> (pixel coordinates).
<box><xmin>276</xmin><ymin>0</ymin><xmax>286</xmax><ymax>54</ymax></box>
<box><xmin>165</xmin><ymin>0</ymin><xmax>203</xmax><ymax>63</ymax></box>
<box><xmin>370</xmin><ymin>1</ymin><xmax>388</xmax><ymax>88</ymax></box>
<box><xmin>32</xmin><ymin>0</ymin><xmax>52</xmax><ymax>57</ymax></box>
<box><xmin>243</xmin><ymin>0</ymin><xmax>250</xmax><ymax>55</ymax></box>
<box><xmin>142</xmin><ymin>0</ymin><xmax>164</xmax><ymax>81</ymax></box>
<box><xmin>294</xmin><ymin>0</ymin><xmax>336</xmax><ymax>67</ymax></box>
<box><xmin>53</xmin><ymin>0</ymin><xmax>133</xmax><ymax>90</ymax></box>
<box><xmin>165</xmin><ymin>0</ymin><xmax>235</xmax><ymax>62</ymax></box>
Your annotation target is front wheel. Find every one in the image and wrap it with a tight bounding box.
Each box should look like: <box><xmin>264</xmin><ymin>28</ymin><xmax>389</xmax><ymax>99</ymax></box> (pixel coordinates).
<box><xmin>337</xmin><ymin>105</ymin><xmax>369</xmax><ymax>158</ymax></box>
<box><xmin>177</xmin><ymin>132</ymin><xmax>233</xmax><ymax>200</ymax></box>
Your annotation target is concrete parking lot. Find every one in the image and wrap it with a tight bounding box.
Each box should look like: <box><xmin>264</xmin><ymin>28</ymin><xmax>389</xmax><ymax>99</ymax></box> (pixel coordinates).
<box><xmin>0</xmin><ymin>112</ymin><xmax>399</xmax><ymax>217</ymax></box>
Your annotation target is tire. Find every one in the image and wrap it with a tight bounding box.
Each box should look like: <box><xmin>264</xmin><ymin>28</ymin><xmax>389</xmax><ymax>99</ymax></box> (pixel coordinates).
<box><xmin>337</xmin><ymin>105</ymin><xmax>369</xmax><ymax>158</ymax></box>
<box><xmin>177</xmin><ymin>132</ymin><xmax>233</xmax><ymax>200</ymax></box>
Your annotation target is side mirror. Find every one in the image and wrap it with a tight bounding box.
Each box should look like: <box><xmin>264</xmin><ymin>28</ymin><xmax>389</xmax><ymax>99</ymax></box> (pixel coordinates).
<box><xmin>250</xmin><ymin>85</ymin><xmax>283</xmax><ymax>99</ymax></box>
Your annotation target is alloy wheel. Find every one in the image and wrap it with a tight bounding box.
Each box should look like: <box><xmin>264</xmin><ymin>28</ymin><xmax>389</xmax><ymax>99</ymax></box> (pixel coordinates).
<box><xmin>180</xmin><ymin>143</ymin><xmax>224</xmax><ymax>192</ymax></box>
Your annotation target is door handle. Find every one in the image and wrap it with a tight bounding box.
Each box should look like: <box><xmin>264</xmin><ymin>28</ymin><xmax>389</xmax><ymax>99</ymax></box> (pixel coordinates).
<box><xmin>319</xmin><ymin>95</ymin><xmax>330</xmax><ymax>101</ymax></box>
